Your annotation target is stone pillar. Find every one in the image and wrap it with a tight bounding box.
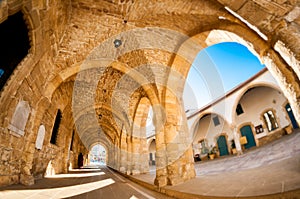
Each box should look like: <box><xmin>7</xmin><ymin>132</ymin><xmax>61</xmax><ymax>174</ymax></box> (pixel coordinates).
<box><xmin>119</xmin><ymin>132</ymin><xmax>127</xmax><ymax>173</ymax></box>
<box><xmin>126</xmin><ymin>135</ymin><xmax>132</xmax><ymax>175</ymax></box>
<box><xmin>153</xmin><ymin>102</ymin><xmax>195</xmax><ymax>187</ymax></box>
<box><xmin>131</xmin><ymin>137</ymin><xmax>141</xmax><ymax>175</ymax></box>
<box><xmin>233</xmin><ymin>127</ymin><xmax>243</xmax><ymax>155</ymax></box>
<box><xmin>154</xmin><ymin>129</ymin><xmax>168</xmax><ymax>187</ymax></box>
<box><xmin>139</xmin><ymin>137</ymin><xmax>149</xmax><ymax>173</ymax></box>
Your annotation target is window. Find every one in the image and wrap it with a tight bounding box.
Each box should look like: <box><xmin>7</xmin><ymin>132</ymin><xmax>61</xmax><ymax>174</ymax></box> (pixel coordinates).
<box><xmin>213</xmin><ymin>116</ymin><xmax>220</xmax><ymax>126</ymax></box>
<box><xmin>236</xmin><ymin>103</ymin><xmax>244</xmax><ymax>115</ymax></box>
<box><xmin>0</xmin><ymin>11</ymin><xmax>30</xmax><ymax>90</ymax></box>
<box><xmin>263</xmin><ymin>110</ymin><xmax>278</xmax><ymax>132</ymax></box>
<box><xmin>70</xmin><ymin>130</ymin><xmax>75</xmax><ymax>151</ymax></box>
<box><xmin>50</xmin><ymin>110</ymin><xmax>62</xmax><ymax>145</ymax></box>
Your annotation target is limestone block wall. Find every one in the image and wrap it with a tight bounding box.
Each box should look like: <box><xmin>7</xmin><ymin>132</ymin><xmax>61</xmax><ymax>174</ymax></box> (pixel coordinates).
<box><xmin>0</xmin><ymin>0</ymin><xmax>73</xmax><ymax>186</ymax></box>
<box><xmin>68</xmin><ymin>132</ymin><xmax>89</xmax><ymax>169</ymax></box>
<box><xmin>0</xmin><ymin>0</ymin><xmax>299</xmax><ymax>188</ymax></box>
<box><xmin>216</xmin><ymin>0</ymin><xmax>300</xmax><ymax>61</ymax></box>
<box><xmin>215</xmin><ymin>0</ymin><xmax>300</xmax><ymax>124</ymax></box>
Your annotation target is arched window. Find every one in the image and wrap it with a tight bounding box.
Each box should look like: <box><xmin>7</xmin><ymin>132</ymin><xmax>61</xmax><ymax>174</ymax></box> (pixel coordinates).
<box><xmin>50</xmin><ymin>110</ymin><xmax>62</xmax><ymax>145</ymax></box>
<box><xmin>70</xmin><ymin>130</ymin><xmax>75</xmax><ymax>151</ymax></box>
<box><xmin>213</xmin><ymin>116</ymin><xmax>220</xmax><ymax>126</ymax></box>
<box><xmin>0</xmin><ymin>11</ymin><xmax>30</xmax><ymax>90</ymax></box>
<box><xmin>236</xmin><ymin>103</ymin><xmax>244</xmax><ymax>115</ymax></box>
<box><xmin>263</xmin><ymin>110</ymin><xmax>278</xmax><ymax>132</ymax></box>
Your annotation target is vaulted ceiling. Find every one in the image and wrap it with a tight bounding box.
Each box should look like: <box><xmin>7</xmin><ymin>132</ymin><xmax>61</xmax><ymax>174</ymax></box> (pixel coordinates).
<box><xmin>49</xmin><ymin>0</ymin><xmax>299</xmax><ymax>148</ymax></box>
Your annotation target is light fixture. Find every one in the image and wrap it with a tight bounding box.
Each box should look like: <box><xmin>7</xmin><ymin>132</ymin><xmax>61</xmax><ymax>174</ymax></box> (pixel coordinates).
<box><xmin>114</xmin><ymin>39</ymin><xmax>122</xmax><ymax>48</ymax></box>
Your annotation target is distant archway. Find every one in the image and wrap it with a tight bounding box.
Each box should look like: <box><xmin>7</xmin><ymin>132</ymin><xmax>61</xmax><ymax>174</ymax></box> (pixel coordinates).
<box><xmin>89</xmin><ymin>144</ymin><xmax>107</xmax><ymax>165</ymax></box>
<box><xmin>148</xmin><ymin>139</ymin><xmax>156</xmax><ymax>166</ymax></box>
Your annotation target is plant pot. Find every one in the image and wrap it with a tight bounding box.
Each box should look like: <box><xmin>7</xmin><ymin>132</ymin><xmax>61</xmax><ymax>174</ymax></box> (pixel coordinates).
<box><xmin>232</xmin><ymin>148</ymin><xmax>237</xmax><ymax>155</ymax></box>
<box><xmin>209</xmin><ymin>154</ymin><xmax>215</xmax><ymax>160</ymax></box>
<box><xmin>285</xmin><ymin>126</ymin><xmax>293</xmax><ymax>134</ymax></box>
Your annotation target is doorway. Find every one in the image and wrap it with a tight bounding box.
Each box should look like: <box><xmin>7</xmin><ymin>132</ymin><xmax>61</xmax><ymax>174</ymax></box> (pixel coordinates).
<box><xmin>240</xmin><ymin>125</ymin><xmax>256</xmax><ymax>149</ymax></box>
<box><xmin>285</xmin><ymin>103</ymin><xmax>299</xmax><ymax>129</ymax></box>
<box><xmin>217</xmin><ymin>135</ymin><xmax>229</xmax><ymax>156</ymax></box>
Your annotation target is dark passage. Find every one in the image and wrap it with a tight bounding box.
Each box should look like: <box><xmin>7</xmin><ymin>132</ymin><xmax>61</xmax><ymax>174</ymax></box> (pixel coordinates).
<box><xmin>0</xmin><ymin>11</ymin><xmax>30</xmax><ymax>90</ymax></box>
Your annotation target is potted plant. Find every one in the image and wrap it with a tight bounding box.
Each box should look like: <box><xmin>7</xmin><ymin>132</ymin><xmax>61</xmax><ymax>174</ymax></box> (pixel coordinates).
<box><xmin>231</xmin><ymin>140</ymin><xmax>237</xmax><ymax>155</ymax></box>
<box><xmin>285</xmin><ymin>125</ymin><xmax>293</xmax><ymax>134</ymax></box>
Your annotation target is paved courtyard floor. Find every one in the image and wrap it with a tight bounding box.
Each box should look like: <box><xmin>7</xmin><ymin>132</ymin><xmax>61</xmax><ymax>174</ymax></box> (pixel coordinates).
<box><xmin>0</xmin><ymin>131</ymin><xmax>299</xmax><ymax>198</ymax></box>
<box><xmin>132</xmin><ymin>130</ymin><xmax>300</xmax><ymax>198</ymax></box>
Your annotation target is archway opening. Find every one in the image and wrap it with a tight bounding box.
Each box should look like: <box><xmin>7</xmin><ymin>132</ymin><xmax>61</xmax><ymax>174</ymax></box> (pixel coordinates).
<box><xmin>192</xmin><ymin>113</ymin><xmax>231</xmax><ymax>161</ymax></box>
<box><xmin>0</xmin><ymin>11</ymin><xmax>30</xmax><ymax>90</ymax></box>
<box><xmin>235</xmin><ymin>85</ymin><xmax>296</xmax><ymax>149</ymax></box>
<box><xmin>148</xmin><ymin>139</ymin><xmax>156</xmax><ymax>172</ymax></box>
<box><xmin>183</xmin><ymin>42</ymin><xmax>265</xmax><ymax>113</ymax></box>
<box><xmin>145</xmin><ymin>106</ymin><xmax>157</xmax><ymax>173</ymax></box>
<box><xmin>89</xmin><ymin>144</ymin><xmax>106</xmax><ymax>166</ymax></box>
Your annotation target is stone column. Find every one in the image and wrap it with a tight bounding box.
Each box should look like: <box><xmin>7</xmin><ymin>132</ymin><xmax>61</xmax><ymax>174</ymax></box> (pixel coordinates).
<box><xmin>153</xmin><ymin>101</ymin><xmax>195</xmax><ymax>186</ymax></box>
<box><xmin>131</xmin><ymin>137</ymin><xmax>141</xmax><ymax>175</ymax></box>
<box><xmin>119</xmin><ymin>132</ymin><xmax>127</xmax><ymax>173</ymax></box>
<box><xmin>153</xmin><ymin>105</ymin><xmax>168</xmax><ymax>186</ymax></box>
<box><xmin>233</xmin><ymin>126</ymin><xmax>243</xmax><ymax>155</ymax></box>
<box><xmin>139</xmin><ymin>137</ymin><xmax>149</xmax><ymax>173</ymax></box>
<box><xmin>154</xmin><ymin>129</ymin><xmax>168</xmax><ymax>186</ymax></box>
<box><xmin>126</xmin><ymin>135</ymin><xmax>132</xmax><ymax>175</ymax></box>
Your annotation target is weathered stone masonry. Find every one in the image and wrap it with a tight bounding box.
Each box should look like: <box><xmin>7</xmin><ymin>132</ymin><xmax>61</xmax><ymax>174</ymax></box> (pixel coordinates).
<box><xmin>0</xmin><ymin>0</ymin><xmax>299</xmax><ymax>187</ymax></box>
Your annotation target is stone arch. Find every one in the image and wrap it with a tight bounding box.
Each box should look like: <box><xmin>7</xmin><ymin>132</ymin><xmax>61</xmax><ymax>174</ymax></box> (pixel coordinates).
<box><xmin>191</xmin><ymin>110</ymin><xmax>232</xmax><ymax>141</ymax></box>
<box><xmin>170</xmin><ymin>26</ymin><xmax>300</xmax><ymax>127</ymax></box>
<box><xmin>75</xmin><ymin>111</ymin><xmax>121</xmax><ymax>135</ymax></box>
<box><xmin>46</xmin><ymin>60</ymin><xmax>160</xmax><ymax>149</ymax></box>
<box><xmin>132</xmin><ymin>97</ymin><xmax>151</xmax><ymax>138</ymax></box>
<box><xmin>80</xmin><ymin>125</ymin><xmax>116</xmax><ymax>148</ymax></box>
<box><xmin>89</xmin><ymin>142</ymin><xmax>109</xmax><ymax>165</ymax></box>
<box><xmin>231</xmin><ymin>82</ymin><xmax>282</xmax><ymax>126</ymax></box>
<box><xmin>234</xmin><ymin>84</ymin><xmax>290</xmax><ymax>137</ymax></box>
<box><xmin>147</xmin><ymin>137</ymin><xmax>156</xmax><ymax>149</ymax></box>
<box><xmin>160</xmin><ymin>22</ymin><xmax>300</xmax><ymax>184</ymax></box>
<box><xmin>89</xmin><ymin>141</ymin><xmax>109</xmax><ymax>154</ymax></box>
<box><xmin>0</xmin><ymin>8</ymin><xmax>34</xmax><ymax>95</ymax></box>
<box><xmin>125</xmin><ymin>97</ymin><xmax>152</xmax><ymax>174</ymax></box>
<box><xmin>45</xmin><ymin>60</ymin><xmax>160</xmax><ymax>107</ymax></box>
<box><xmin>148</xmin><ymin>139</ymin><xmax>156</xmax><ymax>166</ymax></box>
<box><xmin>192</xmin><ymin>112</ymin><xmax>232</xmax><ymax>148</ymax></box>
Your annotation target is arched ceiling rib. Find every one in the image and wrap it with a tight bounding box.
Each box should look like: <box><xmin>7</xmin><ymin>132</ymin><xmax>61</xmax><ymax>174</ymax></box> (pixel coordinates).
<box><xmin>50</xmin><ymin>0</ymin><xmax>300</xmax><ymax>149</ymax></box>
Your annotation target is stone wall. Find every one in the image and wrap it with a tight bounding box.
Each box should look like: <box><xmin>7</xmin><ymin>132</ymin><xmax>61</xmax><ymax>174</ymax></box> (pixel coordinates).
<box><xmin>258</xmin><ymin>128</ymin><xmax>286</xmax><ymax>147</ymax></box>
<box><xmin>0</xmin><ymin>0</ymin><xmax>75</xmax><ymax>186</ymax></box>
<box><xmin>0</xmin><ymin>0</ymin><xmax>299</xmax><ymax>187</ymax></box>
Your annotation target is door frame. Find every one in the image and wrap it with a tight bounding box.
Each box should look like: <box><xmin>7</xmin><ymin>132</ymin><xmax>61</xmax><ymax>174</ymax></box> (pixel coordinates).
<box><xmin>284</xmin><ymin>102</ymin><xmax>299</xmax><ymax>129</ymax></box>
<box><xmin>238</xmin><ymin>123</ymin><xmax>257</xmax><ymax>150</ymax></box>
<box><xmin>216</xmin><ymin>134</ymin><xmax>229</xmax><ymax>156</ymax></box>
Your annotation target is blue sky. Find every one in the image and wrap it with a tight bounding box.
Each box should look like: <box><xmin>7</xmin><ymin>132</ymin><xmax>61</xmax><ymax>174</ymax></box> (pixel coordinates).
<box><xmin>183</xmin><ymin>42</ymin><xmax>265</xmax><ymax>111</ymax></box>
